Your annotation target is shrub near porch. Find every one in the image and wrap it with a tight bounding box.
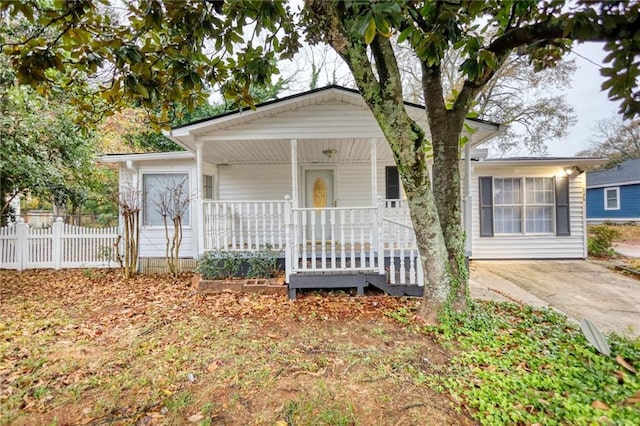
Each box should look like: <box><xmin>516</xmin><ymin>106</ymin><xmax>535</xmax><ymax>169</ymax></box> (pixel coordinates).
<box><xmin>194</xmin><ymin>247</ymin><xmax>286</xmax><ymax>295</ymax></box>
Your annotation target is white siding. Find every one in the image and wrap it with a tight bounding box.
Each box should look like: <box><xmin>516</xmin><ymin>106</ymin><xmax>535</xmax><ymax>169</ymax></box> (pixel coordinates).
<box><xmin>337</xmin><ymin>163</ymin><xmax>372</xmax><ymax>207</ymax></box>
<box><xmin>201</xmin><ymin>102</ymin><xmax>430</xmax><ymax>141</ymax></box>
<box><xmin>471</xmin><ymin>167</ymin><xmax>586</xmax><ymax>259</ymax></box>
<box><xmin>217</xmin><ymin>162</ymin><xmax>397</xmax><ymax>207</ymax></box>
<box><xmin>218</xmin><ymin>165</ymin><xmax>291</xmax><ymax>200</ymax></box>
<box><xmin>139</xmin><ymin>228</ymin><xmax>195</xmax><ymax>258</ymax></box>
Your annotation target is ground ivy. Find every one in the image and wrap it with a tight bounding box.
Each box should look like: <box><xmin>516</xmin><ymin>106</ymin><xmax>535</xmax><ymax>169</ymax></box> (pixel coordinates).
<box><xmin>430</xmin><ymin>302</ymin><xmax>640</xmax><ymax>425</ymax></box>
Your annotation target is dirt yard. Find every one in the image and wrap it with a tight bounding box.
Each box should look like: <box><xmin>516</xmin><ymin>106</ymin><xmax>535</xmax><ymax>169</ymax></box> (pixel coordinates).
<box><xmin>614</xmin><ymin>223</ymin><xmax>640</xmax><ymax>242</ymax></box>
<box><xmin>0</xmin><ymin>270</ymin><xmax>470</xmax><ymax>425</ymax></box>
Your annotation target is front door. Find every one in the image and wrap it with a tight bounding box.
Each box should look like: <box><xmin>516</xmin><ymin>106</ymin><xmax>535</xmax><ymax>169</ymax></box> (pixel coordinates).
<box><xmin>304</xmin><ymin>169</ymin><xmax>334</xmax><ymax>241</ymax></box>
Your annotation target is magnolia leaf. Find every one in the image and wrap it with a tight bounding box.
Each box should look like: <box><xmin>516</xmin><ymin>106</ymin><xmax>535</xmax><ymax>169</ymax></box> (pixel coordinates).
<box><xmin>364</xmin><ymin>19</ymin><xmax>376</xmax><ymax>45</ymax></box>
<box><xmin>615</xmin><ymin>355</ymin><xmax>637</xmax><ymax>375</ymax></box>
<box><xmin>397</xmin><ymin>26</ymin><xmax>413</xmax><ymax>44</ymax></box>
<box><xmin>591</xmin><ymin>400</ymin><xmax>610</xmax><ymax>411</ymax></box>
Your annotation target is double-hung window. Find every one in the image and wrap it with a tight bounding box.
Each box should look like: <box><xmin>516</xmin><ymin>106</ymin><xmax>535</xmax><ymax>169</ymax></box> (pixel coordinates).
<box><xmin>524</xmin><ymin>178</ymin><xmax>555</xmax><ymax>233</ymax></box>
<box><xmin>604</xmin><ymin>187</ymin><xmax>620</xmax><ymax>210</ymax></box>
<box><xmin>493</xmin><ymin>177</ymin><xmax>554</xmax><ymax>234</ymax></box>
<box><xmin>143</xmin><ymin>173</ymin><xmax>190</xmax><ymax>227</ymax></box>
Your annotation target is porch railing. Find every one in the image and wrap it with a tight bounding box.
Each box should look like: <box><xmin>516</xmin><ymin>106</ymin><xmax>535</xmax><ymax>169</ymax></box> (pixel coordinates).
<box><xmin>382</xmin><ymin>217</ymin><xmax>424</xmax><ymax>286</ymax></box>
<box><xmin>203</xmin><ymin>197</ymin><xmax>423</xmax><ymax>286</ymax></box>
<box><xmin>203</xmin><ymin>200</ymin><xmax>286</xmax><ymax>251</ymax></box>
<box><xmin>287</xmin><ymin>205</ymin><xmax>382</xmax><ymax>275</ymax></box>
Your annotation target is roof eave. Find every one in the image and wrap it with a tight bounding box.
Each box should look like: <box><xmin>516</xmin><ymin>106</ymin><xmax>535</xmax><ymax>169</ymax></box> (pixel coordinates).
<box><xmin>97</xmin><ymin>151</ymin><xmax>196</xmax><ymax>163</ymax></box>
<box><xmin>474</xmin><ymin>157</ymin><xmax>608</xmax><ymax>167</ymax></box>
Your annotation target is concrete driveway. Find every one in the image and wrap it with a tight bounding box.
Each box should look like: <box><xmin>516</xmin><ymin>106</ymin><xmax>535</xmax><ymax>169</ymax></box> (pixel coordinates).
<box><xmin>469</xmin><ymin>260</ymin><xmax>640</xmax><ymax>338</ymax></box>
<box><xmin>614</xmin><ymin>242</ymin><xmax>640</xmax><ymax>258</ymax></box>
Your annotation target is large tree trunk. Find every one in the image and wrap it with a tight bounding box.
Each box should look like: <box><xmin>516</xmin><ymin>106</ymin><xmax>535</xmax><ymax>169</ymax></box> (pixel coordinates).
<box><xmin>423</xmin><ymin>64</ymin><xmax>470</xmax><ymax>312</ymax></box>
<box><xmin>404</xmin><ymin>178</ymin><xmax>452</xmax><ymax>323</ymax></box>
<box><xmin>431</xmin><ymin>129</ymin><xmax>468</xmax><ymax>312</ymax></box>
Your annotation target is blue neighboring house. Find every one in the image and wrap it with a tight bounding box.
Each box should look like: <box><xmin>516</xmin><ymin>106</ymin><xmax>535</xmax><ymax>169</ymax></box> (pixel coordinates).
<box><xmin>586</xmin><ymin>158</ymin><xmax>640</xmax><ymax>223</ymax></box>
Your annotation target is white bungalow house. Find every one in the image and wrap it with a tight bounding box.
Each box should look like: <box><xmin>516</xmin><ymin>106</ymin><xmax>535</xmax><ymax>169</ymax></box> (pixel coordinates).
<box><xmin>100</xmin><ymin>86</ymin><xmax>604</xmax><ymax>297</ymax></box>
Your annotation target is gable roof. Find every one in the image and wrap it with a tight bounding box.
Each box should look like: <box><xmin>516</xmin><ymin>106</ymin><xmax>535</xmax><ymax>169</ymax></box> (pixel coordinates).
<box><xmin>586</xmin><ymin>158</ymin><xmax>640</xmax><ymax>187</ymax></box>
<box><xmin>171</xmin><ymin>84</ymin><xmax>499</xmax><ymax>131</ymax></box>
<box><xmin>165</xmin><ymin>85</ymin><xmax>503</xmax><ymax>154</ymax></box>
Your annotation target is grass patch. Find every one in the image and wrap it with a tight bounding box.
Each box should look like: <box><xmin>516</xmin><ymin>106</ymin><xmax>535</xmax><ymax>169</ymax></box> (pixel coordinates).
<box><xmin>429</xmin><ymin>301</ymin><xmax>640</xmax><ymax>425</ymax></box>
<box><xmin>282</xmin><ymin>380</ymin><xmax>356</xmax><ymax>426</ymax></box>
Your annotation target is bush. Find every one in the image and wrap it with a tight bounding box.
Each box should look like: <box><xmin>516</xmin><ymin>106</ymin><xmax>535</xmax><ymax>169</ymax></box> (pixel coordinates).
<box><xmin>195</xmin><ymin>250</ymin><xmax>242</xmax><ymax>279</ymax></box>
<box><xmin>588</xmin><ymin>225</ymin><xmax>621</xmax><ymax>257</ymax></box>
<box><xmin>246</xmin><ymin>245</ymin><xmax>280</xmax><ymax>278</ymax></box>
<box><xmin>196</xmin><ymin>246</ymin><xmax>283</xmax><ymax>280</ymax></box>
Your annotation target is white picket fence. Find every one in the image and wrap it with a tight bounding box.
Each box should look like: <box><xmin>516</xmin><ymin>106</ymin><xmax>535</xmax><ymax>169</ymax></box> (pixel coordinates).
<box><xmin>0</xmin><ymin>217</ymin><xmax>120</xmax><ymax>270</ymax></box>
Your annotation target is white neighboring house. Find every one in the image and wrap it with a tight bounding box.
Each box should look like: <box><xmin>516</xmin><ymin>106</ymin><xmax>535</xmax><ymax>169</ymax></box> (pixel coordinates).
<box><xmin>99</xmin><ymin>86</ymin><xmax>604</xmax><ymax>296</ymax></box>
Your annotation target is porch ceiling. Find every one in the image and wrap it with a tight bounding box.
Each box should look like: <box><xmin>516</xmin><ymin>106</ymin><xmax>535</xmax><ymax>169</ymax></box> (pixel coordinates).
<box><xmin>201</xmin><ymin>138</ymin><xmax>395</xmax><ymax>165</ymax></box>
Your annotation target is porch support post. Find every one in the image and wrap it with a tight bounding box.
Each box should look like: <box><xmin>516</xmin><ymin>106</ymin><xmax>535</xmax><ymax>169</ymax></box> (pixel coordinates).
<box><xmin>284</xmin><ymin>195</ymin><xmax>292</xmax><ymax>283</ymax></box>
<box><xmin>376</xmin><ymin>195</ymin><xmax>385</xmax><ymax>275</ymax></box>
<box><xmin>124</xmin><ymin>160</ymin><xmax>137</xmax><ymax>244</ymax></box>
<box><xmin>290</xmin><ymin>139</ymin><xmax>298</xmax><ymax>208</ymax></box>
<box><xmin>196</xmin><ymin>142</ymin><xmax>204</xmax><ymax>257</ymax></box>
<box><xmin>463</xmin><ymin>142</ymin><xmax>472</xmax><ymax>256</ymax></box>
<box><xmin>370</xmin><ymin>138</ymin><xmax>378</xmax><ymax>205</ymax></box>
<box><xmin>125</xmin><ymin>160</ymin><xmax>138</xmax><ymax>189</ymax></box>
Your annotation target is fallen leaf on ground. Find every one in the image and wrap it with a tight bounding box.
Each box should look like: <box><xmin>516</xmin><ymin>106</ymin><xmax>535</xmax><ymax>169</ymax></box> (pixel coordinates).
<box><xmin>188</xmin><ymin>413</ymin><xmax>204</xmax><ymax>422</ymax></box>
<box><xmin>591</xmin><ymin>400</ymin><xmax>610</xmax><ymax>410</ymax></box>
<box><xmin>624</xmin><ymin>390</ymin><xmax>640</xmax><ymax>405</ymax></box>
<box><xmin>615</xmin><ymin>355</ymin><xmax>637</xmax><ymax>375</ymax></box>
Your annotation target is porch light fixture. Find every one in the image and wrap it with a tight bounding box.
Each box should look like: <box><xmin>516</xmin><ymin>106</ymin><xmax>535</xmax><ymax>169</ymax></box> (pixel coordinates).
<box><xmin>564</xmin><ymin>166</ymin><xmax>582</xmax><ymax>176</ymax></box>
<box><xmin>322</xmin><ymin>149</ymin><xmax>337</xmax><ymax>159</ymax></box>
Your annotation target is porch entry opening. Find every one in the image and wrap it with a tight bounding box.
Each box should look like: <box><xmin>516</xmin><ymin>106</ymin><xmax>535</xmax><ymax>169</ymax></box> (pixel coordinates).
<box><xmin>304</xmin><ymin>169</ymin><xmax>334</xmax><ymax>241</ymax></box>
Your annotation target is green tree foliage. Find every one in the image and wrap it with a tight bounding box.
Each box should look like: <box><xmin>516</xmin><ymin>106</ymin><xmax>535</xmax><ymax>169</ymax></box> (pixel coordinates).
<box><xmin>0</xmin><ymin>8</ymin><xmax>114</xmax><ymax>225</ymax></box>
<box><xmin>0</xmin><ymin>77</ymin><xmax>97</xmax><ymax>223</ymax></box>
<box><xmin>0</xmin><ymin>0</ymin><xmax>300</xmax><ymax>125</ymax></box>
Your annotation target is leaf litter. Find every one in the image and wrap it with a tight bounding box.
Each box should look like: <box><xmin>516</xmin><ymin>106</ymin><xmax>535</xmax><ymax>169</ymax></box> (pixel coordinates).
<box><xmin>0</xmin><ymin>269</ymin><xmax>468</xmax><ymax>425</ymax></box>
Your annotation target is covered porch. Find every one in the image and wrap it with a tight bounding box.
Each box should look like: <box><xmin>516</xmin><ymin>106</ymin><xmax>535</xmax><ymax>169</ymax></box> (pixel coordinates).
<box><xmin>165</xmin><ymin>86</ymin><xmax>501</xmax><ymax>293</ymax></box>
<box><xmin>201</xmin><ymin>197</ymin><xmax>421</xmax><ymax>290</ymax></box>
<box><xmin>191</xmin><ymin>132</ymin><xmax>425</xmax><ymax>291</ymax></box>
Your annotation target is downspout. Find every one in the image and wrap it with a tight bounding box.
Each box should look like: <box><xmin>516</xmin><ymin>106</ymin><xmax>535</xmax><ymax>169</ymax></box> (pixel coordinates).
<box><xmin>196</xmin><ymin>142</ymin><xmax>204</xmax><ymax>257</ymax></box>
<box><xmin>463</xmin><ymin>143</ymin><xmax>472</xmax><ymax>258</ymax></box>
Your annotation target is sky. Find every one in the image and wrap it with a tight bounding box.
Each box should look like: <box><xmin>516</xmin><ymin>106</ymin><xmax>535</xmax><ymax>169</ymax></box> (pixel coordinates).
<box><xmin>277</xmin><ymin>41</ymin><xmax>623</xmax><ymax>158</ymax></box>
<box><xmin>555</xmin><ymin>42</ymin><xmax>621</xmax><ymax>157</ymax></box>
